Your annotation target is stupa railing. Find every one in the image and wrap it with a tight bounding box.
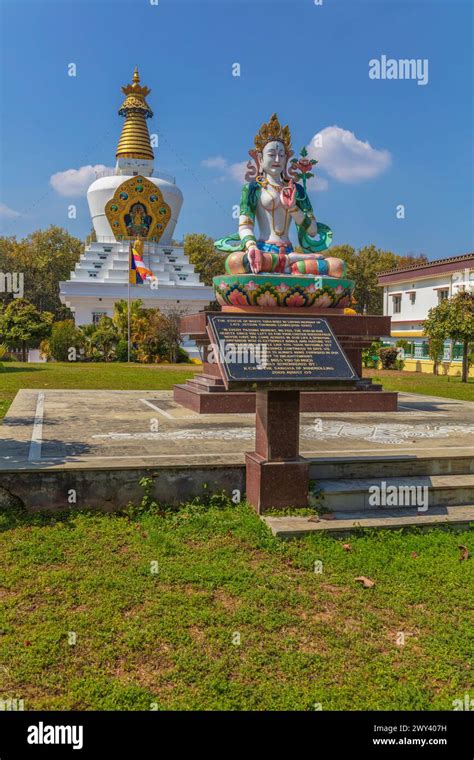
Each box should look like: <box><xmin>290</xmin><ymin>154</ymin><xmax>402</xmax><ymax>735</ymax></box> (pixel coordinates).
<box><xmin>94</xmin><ymin>168</ymin><xmax>176</xmax><ymax>184</ymax></box>
<box><xmin>89</xmin><ymin>236</ymin><xmax>184</xmax><ymax>248</ymax></box>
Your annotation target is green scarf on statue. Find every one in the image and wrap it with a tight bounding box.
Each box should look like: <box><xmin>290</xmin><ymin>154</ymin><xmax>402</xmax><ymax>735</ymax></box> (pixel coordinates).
<box><xmin>214</xmin><ymin>181</ymin><xmax>333</xmax><ymax>254</ymax></box>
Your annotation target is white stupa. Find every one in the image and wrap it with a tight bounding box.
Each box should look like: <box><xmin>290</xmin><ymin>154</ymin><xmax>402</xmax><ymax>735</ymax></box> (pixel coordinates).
<box><xmin>60</xmin><ymin>68</ymin><xmax>212</xmax><ymax>329</ymax></box>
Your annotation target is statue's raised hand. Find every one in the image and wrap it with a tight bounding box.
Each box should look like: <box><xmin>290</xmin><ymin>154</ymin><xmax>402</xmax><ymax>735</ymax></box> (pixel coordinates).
<box><xmin>280</xmin><ymin>180</ymin><xmax>296</xmax><ymax>209</ymax></box>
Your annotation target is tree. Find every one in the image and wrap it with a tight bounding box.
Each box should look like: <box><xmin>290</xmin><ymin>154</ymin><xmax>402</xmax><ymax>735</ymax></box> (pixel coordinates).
<box><xmin>155</xmin><ymin>308</ymin><xmax>184</xmax><ymax>363</ymax></box>
<box><xmin>424</xmin><ymin>291</ymin><xmax>474</xmax><ymax>383</ymax></box>
<box><xmin>89</xmin><ymin>316</ymin><xmax>119</xmax><ymax>362</ymax></box>
<box><xmin>0</xmin><ymin>226</ymin><xmax>83</xmax><ymax>319</ymax></box>
<box><xmin>112</xmin><ymin>299</ymin><xmax>146</xmax><ymax>340</ymax></box>
<box><xmin>46</xmin><ymin>320</ymin><xmax>83</xmax><ymax>362</ymax></box>
<box><xmin>331</xmin><ymin>245</ymin><xmax>428</xmax><ymax>314</ymax></box>
<box><xmin>0</xmin><ymin>298</ymin><xmax>53</xmax><ymax>361</ymax></box>
<box><xmin>132</xmin><ymin>309</ymin><xmax>165</xmax><ymax>363</ymax></box>
<box><xmin>184</xmin><ymin>233</ymin><xmax>225</xmax><ymax>286</ymax></box>
<box><xmin>427</xmin><ymin>336</ymin><xmax>445</xmax><ymax>376</ymax></box>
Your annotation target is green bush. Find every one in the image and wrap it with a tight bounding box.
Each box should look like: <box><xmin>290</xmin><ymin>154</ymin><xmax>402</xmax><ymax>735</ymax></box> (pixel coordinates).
<box><xmin>378</xmin><ymin>346</ymin><xmax>399</xmax><ymax>369</ymax></box>
<box><xmin>48</xmin><ymin>320</ymin><xmax>82</xmax><ymax>362</ymax></box>
<box><xmin>362</xmin><ymin>340</ymin><xmax>382</xmax><ymax>368</ymax></box>
<box><xmin>115</xmin><ymin>339</ymin><xmax>129</xmax><ymax>362</ymax></box>
<box><xmin>176</xmin><ymin>346</ymin><xmax>191</xmax><ymax>363</ymax></box>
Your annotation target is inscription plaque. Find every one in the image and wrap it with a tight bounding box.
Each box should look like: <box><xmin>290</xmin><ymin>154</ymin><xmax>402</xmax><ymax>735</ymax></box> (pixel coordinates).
<box><xmin>206</xmin><ymin>314</ymin><xmax>356</xmax><ymax>388</ymax></box>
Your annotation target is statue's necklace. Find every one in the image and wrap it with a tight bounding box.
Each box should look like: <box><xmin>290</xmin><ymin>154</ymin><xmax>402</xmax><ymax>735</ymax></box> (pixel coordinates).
<box><xmin>256</xmin><ymin>174</ymin><xmax>288</xmax><ymax>193</ymax></box>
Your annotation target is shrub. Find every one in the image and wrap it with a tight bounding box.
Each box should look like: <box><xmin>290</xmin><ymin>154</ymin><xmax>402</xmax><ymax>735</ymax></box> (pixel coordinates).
<box><xmin>362</xmin><ymin>340</ymin><xmax>382</xmax><ymax>368</ymax></box>
<box><xmin>176</xmin><ymin>346</ymin><xmax>191</xmax><ymax>363</ymax></box>
<box><xmin>115</xmin><ymin>339</ymin><xmax>129</xmax><ymax>362</ymax></box>
<box><xmin>48</xmin><ymin>320</ymin><xmax>82</xmax><ymax>362</ymax></box>
<box><xmin>378</xmin><ymin>346</ymin><xmax>399</xmax><ymax>369</ymax></box>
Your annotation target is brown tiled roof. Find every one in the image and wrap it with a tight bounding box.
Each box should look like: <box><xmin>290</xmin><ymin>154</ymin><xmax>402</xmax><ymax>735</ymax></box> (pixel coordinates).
<box><xmin>378</xmin><ymin>252</ymin><xmax>474</xmax><ymax>277</ymax></box>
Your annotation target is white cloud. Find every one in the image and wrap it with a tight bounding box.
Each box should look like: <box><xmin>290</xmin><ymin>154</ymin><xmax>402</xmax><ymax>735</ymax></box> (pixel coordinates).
<box><xmin>50</xmin><ymin>164</ymin><xmax>111</xmax><ymax>197</ymax></box>
<box><xmin>202</xmin><ymin>156</ymin><xmax>247</xmax><ymax>184</ymax></box>
<box><xmin>227</xmin><ymin>161</ymin><xmax>248</xmax><ymax>183</ymax></box>
<box><xmin>307</xmin><ymin>126</ymin><xmax>391</xmax><ymax>183</ymax></box>
<box><xmin>0</xmin><ymin>203</ymin><xmax>21</xmax><ymax>218</ymax></box>
<box><xmin>314</xmin><ymin>176</ymin><xmax>329</xmax><ymax>192</ymax></box>
<box><xmin>201</xmin><ymin>156</ymin><xmax>228</xmax><ymax>170</ymax></box>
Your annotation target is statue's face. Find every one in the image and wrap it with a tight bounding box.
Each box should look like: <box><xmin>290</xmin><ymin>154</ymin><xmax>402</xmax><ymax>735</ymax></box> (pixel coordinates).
<box><xmin>260</xmin><ymin>140</ymin><xmax>287</xmax><ymax>178</ymax></box>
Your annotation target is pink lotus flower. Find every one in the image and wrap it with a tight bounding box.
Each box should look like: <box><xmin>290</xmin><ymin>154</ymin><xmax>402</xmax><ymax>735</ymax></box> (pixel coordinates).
<box><xmin>335</xmin><ymin>285</ymin><xmax>344</xmax><ymax>294</ymax></box>
<box><xmin>286</xmin><ymin>293</ymin><xmax>306</xmax><ymax>307</ymax></box>
<box><xmin>306</xmin><ymin>283</ymin><xmax>316</xmax><ymax>293</ymax></box>
<box><xmin>314</xmin><ymin>292</ymin><xmax>333</xmax><ymax>308</ymax></box>
<box><xmin>219</xmin><ymin>282</ymin><xmax>228</xmax><ymax>290</ymax></box>
<box><xmin>228</xmin><ymin>289</ymin><xmax>249</xmax><ymax>306</ymax></box>
<box><xmin>256</xmin><ymin>291</ymin><xmax>277</xmax><ymax>307</ymax></box>
<box><xmin>275</xmin><ymin>282</ymin><xmax>290</xmax><ymax>292</ymax></box>
<box><xmin>245</xmin><ymin>280</ymin><xmax>258</xmax><ymax>291</ymax></box>
<box><xmin>297</xmin><ymin>158</ymin><xmax>313</xmax><ymax>174</ymax></box>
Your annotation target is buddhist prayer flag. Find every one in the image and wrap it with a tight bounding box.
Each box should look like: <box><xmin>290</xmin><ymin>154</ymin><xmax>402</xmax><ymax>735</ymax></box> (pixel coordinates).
<box><xmin>129</xmin><ymin>239</ymin><xmax>157</xmax><ymax>285</ymax></box>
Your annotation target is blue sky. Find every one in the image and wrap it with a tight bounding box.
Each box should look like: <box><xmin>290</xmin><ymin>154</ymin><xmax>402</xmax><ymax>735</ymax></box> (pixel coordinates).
<box><xmin>0</xmin><ymin>0</ymin><xmax>472</xmax><ymax>260</ymax></box>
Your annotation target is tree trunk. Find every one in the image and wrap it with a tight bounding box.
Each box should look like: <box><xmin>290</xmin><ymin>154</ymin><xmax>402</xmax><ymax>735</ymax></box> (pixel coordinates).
<box><xmin>433</xmin><ymin>361</ymin><xmax>438</xmax><ymax>376</ymax></box>
<box><xmin>22</xmin><ymin>341</ymin><xmax>27</xmax><ymax>363</ymax></box>
<box><xmin>462</xmin><ymin>340</ymin><xmax>468</xmax><ymax>383</ymax></box>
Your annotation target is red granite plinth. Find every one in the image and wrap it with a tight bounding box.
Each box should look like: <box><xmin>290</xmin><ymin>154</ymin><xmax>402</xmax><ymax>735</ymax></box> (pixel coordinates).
<box><xmin>174</xmin><ymin>309</ymin><xmax>397</xmax><ymax>414</ymax></box>
<box><xmin>245</xmin><ymin>389</ymin><xmax>309</xmax><ymax>512</ymax></box>
<box><xmin>245</xmin><ymin>453</ymin><xmax>309</xmax><ymax>512</ymax></box>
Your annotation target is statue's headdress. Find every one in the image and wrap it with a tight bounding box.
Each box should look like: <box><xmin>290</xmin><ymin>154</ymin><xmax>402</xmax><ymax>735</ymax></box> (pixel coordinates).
<box><xmin>253</xmin><ymin>113</ymin><xmax>292</xmax><ymax>153</ymax></box>
<box><xmin>245</xmin><ymin>113</ymin><xmax>297</xmax><ymax>182</ymax></box>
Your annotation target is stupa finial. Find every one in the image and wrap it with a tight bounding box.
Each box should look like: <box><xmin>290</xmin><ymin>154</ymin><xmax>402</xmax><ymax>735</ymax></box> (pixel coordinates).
<box><xmin>116</xmin><ymin>68</ymin><xmax>154</xmax><ymax>161</ymax></box>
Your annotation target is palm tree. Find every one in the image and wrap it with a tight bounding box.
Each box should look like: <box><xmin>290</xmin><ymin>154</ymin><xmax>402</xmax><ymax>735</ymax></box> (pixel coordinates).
<box><xmin>112</xmin><ymin>299</ymin><xmax>145</xmax><ymax>340</ymax></box>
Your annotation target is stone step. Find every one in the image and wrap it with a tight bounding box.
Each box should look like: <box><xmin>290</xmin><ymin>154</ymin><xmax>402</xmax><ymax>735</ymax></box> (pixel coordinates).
<box><xmin>188</xmin><ymin>375</ymin><xmax>225</xmax><ymax>389</ymax></box>
<box><xmin>263</xmin><ymin>504</ymin><xmax>474</xmax><ymax>538</ymax></box>
<box><xmin>173</xmin><ymin>385</ymin><xmax>398</xmax><ymax>414</ymax></box>
<box><xmin>185</xmin><ymin>379</ymin><xmax>226</xmax><ymax>393</ymax></box>
<box><xmin>315</xmin><ymin>474</ymin><xmax>474</xmax><ymax>512</ymax></box>
<box><xmin>310</xmin><ymin>454</ymin><xmax>474</xmax><ymax>480</ymax></box>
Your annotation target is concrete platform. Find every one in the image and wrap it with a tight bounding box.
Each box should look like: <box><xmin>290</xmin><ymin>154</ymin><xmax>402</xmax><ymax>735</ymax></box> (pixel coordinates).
<box><xmin>0</xmin><ymin>389</ymin><xmax>473</xmax><ymax>514</ymax></box>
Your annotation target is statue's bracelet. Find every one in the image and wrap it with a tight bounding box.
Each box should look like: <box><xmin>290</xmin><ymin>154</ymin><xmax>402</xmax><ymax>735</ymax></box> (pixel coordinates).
<box><xmin>242</xmin><ymin>235</ymin><xmax>257</xmax><ymax>250</ymax></box>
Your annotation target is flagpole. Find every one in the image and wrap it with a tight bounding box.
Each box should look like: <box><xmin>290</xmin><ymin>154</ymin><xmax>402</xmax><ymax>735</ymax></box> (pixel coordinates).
<box><xmin>127</xmin><ymin>241</ymin><xmax>131</xmax><ymax>363</ymax></box>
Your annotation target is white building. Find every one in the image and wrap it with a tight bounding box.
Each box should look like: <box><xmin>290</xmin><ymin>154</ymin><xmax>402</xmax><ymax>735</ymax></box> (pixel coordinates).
<box><xmin>378</xmin><ymin>253</ymin><xmax>474</xmax><ymax>375</ymax></box>
<box><xmin>60</xmin><ymin>69</ymin><xmax>212</xmax><ymax>330</ymax></box>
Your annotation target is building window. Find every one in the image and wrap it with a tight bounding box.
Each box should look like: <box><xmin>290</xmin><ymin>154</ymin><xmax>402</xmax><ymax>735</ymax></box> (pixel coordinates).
<box><xmin>409</xmin><ymin>292</ymin><xmax>416</xmax><ymax>304</ymax></box>
<box><xmin>438</xmin><ymin>289</ymin><xmax>449</xmax><ymax>302</ymax></box>
<box><xmin>393</xmin><ymin>295</ymin><xmax>402</xmax><ymax>313</ymax></box>
<box><xmin>92</xmin><ymin>311</ymin><xmax>107</xmax><ymax>325</ymax></box>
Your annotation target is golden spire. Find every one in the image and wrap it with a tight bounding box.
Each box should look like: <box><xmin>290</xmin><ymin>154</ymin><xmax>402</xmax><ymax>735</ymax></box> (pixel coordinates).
<box><xmin>116</xmin><ymin>67</ymin><xmax>154</xmax><ymax>161</ymax></box>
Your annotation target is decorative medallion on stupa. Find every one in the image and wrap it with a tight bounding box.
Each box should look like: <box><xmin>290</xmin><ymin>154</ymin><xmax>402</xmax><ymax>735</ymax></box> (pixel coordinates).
<box><xmin>59</xmin><ymin>68</ymin><xmax>212</xmax><ymax>336</ymax></box>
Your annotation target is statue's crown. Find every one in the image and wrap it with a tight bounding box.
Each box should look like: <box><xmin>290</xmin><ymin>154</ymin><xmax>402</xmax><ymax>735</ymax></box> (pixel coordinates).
<box><xmin>254</xmin><ymin>113</ymin><xmax>291</xmax><ymax>153</ymax></box>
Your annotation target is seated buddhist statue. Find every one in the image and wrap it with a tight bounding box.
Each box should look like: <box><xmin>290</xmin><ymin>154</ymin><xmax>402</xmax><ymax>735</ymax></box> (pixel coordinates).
<box><xmin>215</xmin><ymin>113</ymin><xmax>346</xmax><ymax>279</ymax></box>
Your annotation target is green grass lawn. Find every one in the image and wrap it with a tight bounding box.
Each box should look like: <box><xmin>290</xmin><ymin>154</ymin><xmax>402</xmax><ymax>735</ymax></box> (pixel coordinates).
<box><xmin>0</xmin><ymin>501</ymin><xmax>471</xmax><ymax>711</ymax></box>
<box><xmin>0</xmin><ymin>362</ymin><xmax>200</xmax><ymax>419</ymax></box>
<box><xmin>364</xmin><ymin>369</ymin><xmax>474</xmax><ymax>402</ymax></box>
